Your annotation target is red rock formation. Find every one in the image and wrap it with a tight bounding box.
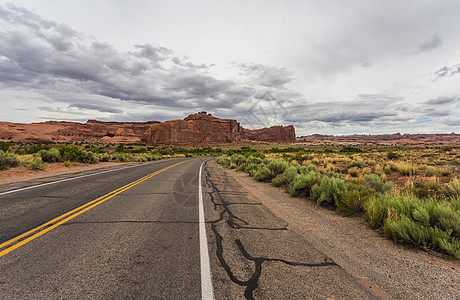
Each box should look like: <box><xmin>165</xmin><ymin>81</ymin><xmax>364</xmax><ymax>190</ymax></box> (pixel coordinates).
<box><xmin>143</xmin><ymin>112</ymin><xmax>242</xmax><ymax>146</ymax></box>
<box><xmin>0</xmin><ymin>120</ymin><xmax>158</xmax><ymax>144</ymax></box>
<box><xmin>0</xmin><ymin>112</ymin><xmax>297</xmax><ymax>145</ymax></box>
<box><xmin>242</xmin><ymin>125</ymin><xmax>296</xmax><ymax>143</ymax></box>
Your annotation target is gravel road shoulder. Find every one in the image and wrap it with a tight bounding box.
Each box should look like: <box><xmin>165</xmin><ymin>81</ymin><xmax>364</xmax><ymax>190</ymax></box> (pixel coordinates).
<box><xmin>219</xmin><ymin>162</ymin><xmax>459</xmax><ymax>299</ymax></box>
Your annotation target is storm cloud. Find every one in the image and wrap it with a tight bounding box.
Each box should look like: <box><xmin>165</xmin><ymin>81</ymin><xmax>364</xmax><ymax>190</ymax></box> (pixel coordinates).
<box><xmin>1</xmin><ymin>2</ymin><xmax>460</xmax><ymax>135</ymax></box>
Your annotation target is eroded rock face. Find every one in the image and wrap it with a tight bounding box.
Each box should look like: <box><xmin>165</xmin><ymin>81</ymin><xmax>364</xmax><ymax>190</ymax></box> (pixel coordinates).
<box><xmin>0</xmin><ymin>112</ymin><xmax>297</xmax><ymax>145</ymax></box>
<box><xmin>242</xmin><ymin>125</ymin><xmax>296</xmax><ymax>143</ymax></box>
<box><xmin>143</xmin><ymin>112</ymin><xmax>242</xmax><ymax>146</ymax></box>
<box><xmin>143</xmin><ymin>112</ymin><xmax>296</xmax><ymax>145</ymax></box>
<box><xmin>0</xmin><ymin>120</ymin><xmax>158</xmax><ymax>144</ymax></box>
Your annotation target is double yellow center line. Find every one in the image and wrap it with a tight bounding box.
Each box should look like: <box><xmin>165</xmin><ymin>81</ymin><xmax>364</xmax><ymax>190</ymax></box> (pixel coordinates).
<box><xmin>0</xmin><ymin>160</ymin><xmax>190</xmax><ymax>258</ymax></box>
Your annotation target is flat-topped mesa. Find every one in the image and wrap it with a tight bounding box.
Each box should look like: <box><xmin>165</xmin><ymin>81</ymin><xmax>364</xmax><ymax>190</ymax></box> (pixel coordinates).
<box><xmin>143</xmin><ymin>112</ymin><xmax>243</xmax><ymax>146</ymax></box>
<box><xmin>242</xmin><ymin>125</ymin><xmax>296</xmax><ymax>143</ymax></box>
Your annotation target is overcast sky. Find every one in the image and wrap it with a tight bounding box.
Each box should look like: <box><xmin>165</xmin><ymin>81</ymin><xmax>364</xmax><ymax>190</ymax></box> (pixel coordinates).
<box><xmin>1</xmin><ymin>1</ymin><xmax>459</xmax><ymax>135</ymax></box>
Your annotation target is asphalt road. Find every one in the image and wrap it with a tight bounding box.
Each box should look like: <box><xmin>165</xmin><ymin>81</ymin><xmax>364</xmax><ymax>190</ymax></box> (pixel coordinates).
<box><xmin>0</xmin><ymin>158</ymin><xmax>376</xmax><ymax>299</ymax></box>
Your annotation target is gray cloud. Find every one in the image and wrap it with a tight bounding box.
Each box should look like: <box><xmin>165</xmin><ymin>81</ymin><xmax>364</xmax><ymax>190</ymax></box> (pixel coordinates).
<box><xmin>68</xmin><ymin>103</ymin><xmax>123</xmax><ymax>114</ymax></box>
<box><xmin>415</xmin><ymin>34</ymin><xmax>443</xmax><ymax>53</ymax></box>
<box><xmin>0</xmin><ymin>4</ymin><xmax>272</xmax><ymax>117</ymax></box>
<box><xmin>425</xmin><ymin>96</ymin><xmax>458</xmax><ymax>105</ymax></box>
<box><xmin>434</xmin><ymin>63</ymin><xmax>460</xmax><ymax>79</ymax></box>
<box><xmin>238</xmin><ymin>63</ymin><xmax>293</xmax><ymax>88</ymax></box>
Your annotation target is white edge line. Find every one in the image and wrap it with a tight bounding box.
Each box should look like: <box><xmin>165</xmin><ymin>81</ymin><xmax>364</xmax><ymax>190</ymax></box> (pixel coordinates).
<box><xmin>199</xmin><ymin>159</ymin><xmax>214</xmax><ymax>300</ymax></box>
<box><xmin>0</xmin><ymin>159</ymin><xmax>172</xmax><ymax>197</ymax></box>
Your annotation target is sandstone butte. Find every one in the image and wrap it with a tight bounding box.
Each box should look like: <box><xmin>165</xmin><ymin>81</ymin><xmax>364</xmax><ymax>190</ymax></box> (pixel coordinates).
<box><xmin>0</xmin><ymin>112</ymin><xmax>296</xmax><ymax>146</ymax></box>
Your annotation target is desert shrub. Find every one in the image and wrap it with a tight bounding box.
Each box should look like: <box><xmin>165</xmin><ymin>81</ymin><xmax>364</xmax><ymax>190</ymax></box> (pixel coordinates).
<box><xmin>384</xmin><ymin>214</ymin><xmax>460</xmax><ymax>258</ymax></box>
<box><xmin>387</xmin><ymin>151</ymin><xmax>399</xmax><ymax>160</ymax></box>
<box><xmin>245</xmin><ymin>163</ymin><xmax>262</xmax><ymax>175</ymax></box>
<box><xmin>217</xmin><ymin>155</ymin><xmax>232</xmax><ymax>167</ymax></box>
<box><xmin>296</xmin><ymin>163</ymin><xmax>316</xmax><ymax>175</ymax></box>
<box><xmin>0</xmin><ymin>141</ymin><xmax>11</xmax><ymax>152</ymax></box>
<box><xmin>39</xmin><ymin>148</ymin><xmax>61</xmax><ymax>163</ymax></box>
<box><xmin>112</xmin><ymin>153</ymin><xmax>126</xmax><ymax>162</ymax></box>
<box><xmin>59</xmin><ymin>145</ymin><xmax>82</xmax><ymax>161</ymax></box>
<box><xmin>99</xmin><ymin>155</ymin><xmax>110</xmax><ymax>162</ymax></box>
<box><xmin>229</xmin><ymin>163</ymin><xmax>237</xmax><ymax>169</ymax></box>
<box><xmin>64</xmin><ymin>160</ymin><xmax>72</xmax><ymax>167</ymax></box>
<box><xmin>80</xmin><ymin>150</ymin><xmax>99</xmax><ymax>164</ymax></box>
<box><xmin>247</xmin><ymin>156</ymin><xmax>264</xmax><ymax>165</ymax></box>
<box><xmin>364</xmin><ymin>194</ymin><xmax>460</xmax><ymax>257</ymax></box>
<box><xmin>288</xmin><ymin>171</ymin><xmax>319</xmax><ymax>197</ymax></box>
<box><xmin>272</xmin><ymin>166</ymin><xmax>298</xmax><ymax>187</ymax></box>
<box><xmin>311</xmin><ymin>176</ymin><xmax>348</xmax><ymax>206</ymax></box>
<box><xmin>364</xmin><ymin>174</ymin><xmax>393</xmax><ymax>194</ymax></box>
<box><xmin>0</xmin><ymin>151</ymin><xmax>20</xmax><ymax>170</ymax></box>
<box><xmin>340</xmin><ymin>147</ymin><xmax>364</xmax><ymax>154</ymax></box>
<box><xmin>337</xmin><ymin>184</ymin><xmax>370</xmax><ymax>216</ymax></box>
<box><xmin>425</xmin><ymin>167</ymin><xmax>437</xmax><ymax>177</ymax></box>
<box><xmin>151</xmin><ymin>155</ymin><xmax>162</xmax><ymax>161</ymax></box>
<box><xmin>28</xmin><ymin>157</ymin><xmax>47</xmax><ymax>170</ymax></box>
<box><xmin>267</xmin><ymin>159</ymin><xmax>289</xmax><ymax>176</ymax></box>
<box><xmin>137</xmin><ymin>156</ymin><xmax>148</xmax><ymax>162</ymax></box>
<box><xmin>441</xmin><ymin>179</ymin><xmax>460</xmax><ymax>199</ymax></box>
<box><xmin>236</xmin><ymin>164</ymin><xmax>246</xmax><ymax>172</ymax></box>
<box><xmin>231</xmin><ymin>154</ymin><xmax>248</xmax><ymax>167</ymax></box>
<box><xmin>393</xmin><ymin>161</ymin><xmax>417</xmax><ymax>176</ymax></box>
<box><xmin>349</xmin><ymin>167</ymin><xmax>359</xmax><ymax>177</ymax></box>
<box><xmin>253</xmin><ymin>165</ymin><xmax>274</xmax><ymax>182</ymax></box>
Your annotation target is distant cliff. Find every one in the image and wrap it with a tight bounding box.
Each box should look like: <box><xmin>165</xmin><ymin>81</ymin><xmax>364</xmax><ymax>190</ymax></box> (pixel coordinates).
<box><xmin>0</xmin><ymin>112</ymin><xmax>297</xmax><ymax>145</ymax></box>
<box><xmin>297</xmin><ymin>133</ymin><xmax>460</xmax><ymax>146</ymax></box>
<box><xmin>143</xmin><ymin>112</ymin><xmax>296</xmax><ymax>145</ymax></box>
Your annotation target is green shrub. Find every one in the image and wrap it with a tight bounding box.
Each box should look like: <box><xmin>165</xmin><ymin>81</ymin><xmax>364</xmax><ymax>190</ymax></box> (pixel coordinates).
<box><xmin>340</xmin><ymin>147</ymin><xmax>364</xmax><ymax>154</ymax></box>
<box><xmin>245</xmin><ymin>163</ymin><xmax>262</xmax><ymax>175</ymax></box>
<box><xmin>387</xmin><ymin>151</ymin><xmax>399</xmax><ymax>160</ymax></box>
<box><xmin>112</xmin><ymin>153</ymin><xmax>126</xmax><ymax>162</ymax></box>
<box><xmin>231</xmin><ymin>154</ymin><xmax>247</xmax><ymax>166</ymax></box>
<box><xmin>137</xmin><ymin>156</ymin><xmax>148</xmax><ymax>162</ymax></box>
<box><xmin>441</xmin><ymin>179</ymin><xmax>460</xmax><ymax>199</ymax></box>
<box><xmin>28</xmin><ymin>157</ymin><xmax>47</xmax><ymax>170</ymax></box>
<box><xmin>64</xmin><ymin>160</ymin><xmax>72</xmax><ymax>167</ymax></box>
<box><xmin>0</xmin><ymin>151</ymin><xmax>20</xmax><ymax>170</ymax></box>
<box><xmin>0</xmin><ymin>141</ymin><xmax>11</xmax><ymax>152</ymax></box>
<box><xmin>288</xmin><ymin>171</ymin><xmax>319</xmax><ymax>197</ymax></box>
<box><xmin>272</xmin><ymin>166</ymin><xmax>298</xmax><ymax>187</ymax></box>
<box><xmin>39</xmin><ymin>148</ymin><xmax>61</xmax><ymax>163</ymax></box>
<box><xmin>151</xmin><ymin>155</ymin><xmax>162</xmax><ymax>161</ymax></box>
<box><xmin>296</xmin><ymin>164</ymin><xmax>316</xmax><ymax>175</ymax></box>
<box><xmin>247</xmin><ymin>156</ymin><xmax>264</xmax><ymax>165</ymax></box>
<box><xmin>267</xmin><ymin>158</ymin><xmax>289</xmax><ymax>176</ymax></box>
<box><xmin>364</xmin><ymin>174</ymin><xmax>393</xmax><ymax>194</ymax></box>
<box><xmin>59</xmin><ymin>145</ymin><xmax>82</xmax><ymax>161</ymax></box>
<box><xmin>337</xmin><ymin>182</ymin><xmax>373</xmax><ymax>216</ymax></box>
<box><xmin>80</xmin><ymin>150</ymin><xmax>99</xmax><ymax>164</ymax></box>
<box><xmin>311</xmin><ymin>176</ymin><xmax>348</xmax><ymax>206</ymax></box>
<box><xmin>384</xmin><ymin>215</ymin><xmax>460</xmax><ymax>258</ymax></box>
<box><xmin>216</xmin><ymin>155</ymin><xmax>231</xmax><ymax>167</ymax></box>
<box><xmin>99</xmin><ymin>155</ymin><xmax>110</xmax><ymax>162</ymax></box>
<box><xmin>253</xmin><ymin>165</ymin><xmax>274</xmax><ymax>182</ymax></box>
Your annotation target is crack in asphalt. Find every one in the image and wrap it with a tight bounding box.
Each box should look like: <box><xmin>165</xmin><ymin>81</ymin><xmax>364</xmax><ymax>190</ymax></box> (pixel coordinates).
<box><xmin>204</xmin><ymin>163</ymin><xmax>338</xmax><ymax>299</ymax></box>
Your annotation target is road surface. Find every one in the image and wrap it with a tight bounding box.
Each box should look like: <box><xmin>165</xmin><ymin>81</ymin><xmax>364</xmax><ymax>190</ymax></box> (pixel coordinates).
<box><xmin>0</xmin><ymin>158</ymin><xmax>376</xmax><ymax>299</ymax></box>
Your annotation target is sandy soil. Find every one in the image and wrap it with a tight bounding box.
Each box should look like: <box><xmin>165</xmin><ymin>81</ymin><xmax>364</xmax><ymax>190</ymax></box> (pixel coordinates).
<box><xmin>220</xmin><ymin>164</ymin><xmax>459</xmax><ymax>300</ymax></box>
<box><xmin>0</xmin><ymin>162</ymin><xmax>127</xmax><ymax>185</ymax></box>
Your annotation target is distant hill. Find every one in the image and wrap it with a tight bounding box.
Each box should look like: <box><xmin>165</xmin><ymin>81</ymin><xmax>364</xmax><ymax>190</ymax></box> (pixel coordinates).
<box><xmin>297</xmin><ymin>133</ymin><xmax>460</xmax><ymax>146</ymax></box>
<box><xmin>0</xmin><ymin>112</ymin><xmax>296</xmax><ymax>145</ymax></box>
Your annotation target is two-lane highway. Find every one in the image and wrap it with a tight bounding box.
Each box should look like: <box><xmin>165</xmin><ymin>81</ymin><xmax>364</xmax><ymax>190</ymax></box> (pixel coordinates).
<box><xmin>0</xmin><ymin>158</ymin><xmax>376</xmax><ymax>299</ymax></box>
<box><xmin>0</xmin><ymin>158</ymin><xmax>209</xmax><ymax>299</ymax></box>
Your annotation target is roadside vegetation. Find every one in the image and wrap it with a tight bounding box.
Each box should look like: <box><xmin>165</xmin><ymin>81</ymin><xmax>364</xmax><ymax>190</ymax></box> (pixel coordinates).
<box><xmin>0</xmin><ymin>141</ymin><xmax>222</xmax><ymax>171</ymax></box>
<box><xmin>217</xmin><ymin>145</ymin><xmax>460</xmax><ymax>259</ymax></box>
